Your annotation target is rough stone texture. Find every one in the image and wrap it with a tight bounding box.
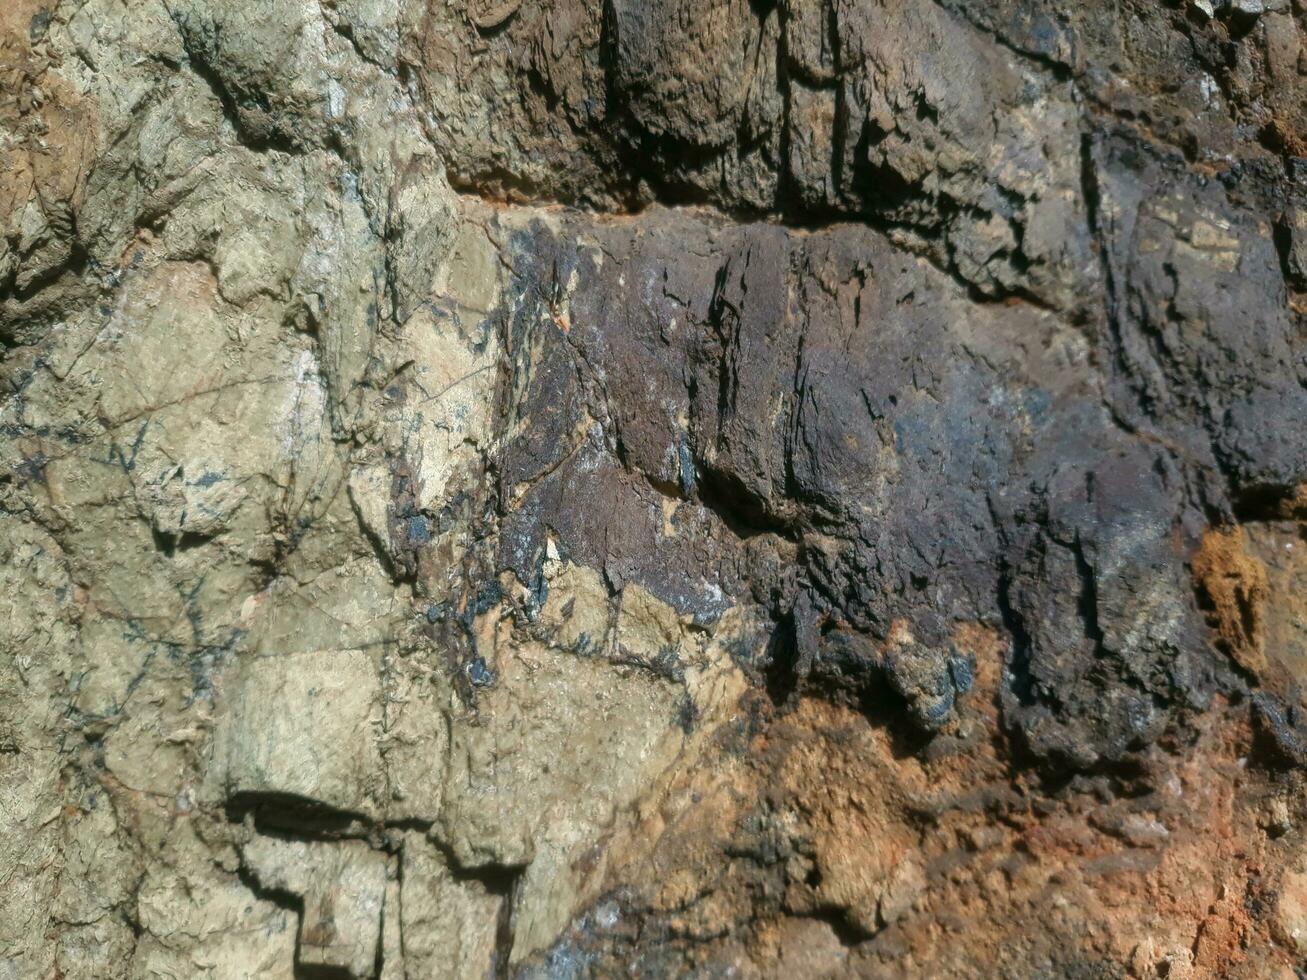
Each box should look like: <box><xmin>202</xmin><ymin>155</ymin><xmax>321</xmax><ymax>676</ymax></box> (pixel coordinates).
<box><xmin>242</xmin><ymin>835</ymin><xmax>388</xmax><ymax>978</ymax></box>
<box><xmin>3</xmin><ymin>0</ymin><xmax>1307</xmax><ymax>976</ymax></box>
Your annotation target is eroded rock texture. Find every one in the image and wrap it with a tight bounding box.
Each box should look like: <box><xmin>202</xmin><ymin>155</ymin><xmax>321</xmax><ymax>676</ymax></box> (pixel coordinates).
<box><xmin>4</xmin><ymin>0</ymin><xmax>1307</xmax><ymax>976</ymax></box>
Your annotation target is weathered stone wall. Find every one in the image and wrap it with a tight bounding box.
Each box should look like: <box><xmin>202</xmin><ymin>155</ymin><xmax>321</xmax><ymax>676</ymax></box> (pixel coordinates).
<box><xmin>3</xmin><ymin>0</ymin><xmax>1307</xmax><ymax>976</ymax></box>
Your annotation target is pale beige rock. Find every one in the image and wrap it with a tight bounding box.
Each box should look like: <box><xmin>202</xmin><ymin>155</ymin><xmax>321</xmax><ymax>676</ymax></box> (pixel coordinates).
<box><xmin>1275</xmin><ymin>862</ymin><xmax>1307</xmax><ymax>955</ymax></box>
<box><xmin>436</xmin><ymin>586</ymin><xmax>685</xmax><ymax>870</ymax></box>
<box><xmin>430</xmin><ymin>565</ymin><xmax>750</xmax><ymax>961</ymax></box>
<box><xmin>379</xmin><ymin>869</ymin><xmax>405</xmax><ymax>980</ymax></box>
<box><xmin>379</xmin><ymin>651</ymin><xmax>450</xmax><ymax>822</ymax></box>
<box><xmin>243</xmin><ymin>835</ymin><xmax>388</xmax><ymax>978</ymax></box>
<box><xmin>239</xmin><ymin>557</ymin><xmax>410</xmax><ymax>656</ymax></box>
<box><xmin>393</xmin><ymin>308</ymin><xmax>498</xmax><ymax>509</ymax></box>
<box><xmin>209</xmin><ymin>649</ymin><xmax>384</xmax><ymax>816</ymax></box>
<box><xmin>0</xmin><ymin>519</ymin><xmax>74</xmax><ymax>979</ymax></box>
<box><xmin>132</xmin><ymin>853</ymin><xmax>297</xmax><ymax>979</ymax></box>
<box><xmin>388</xmin><ymin>156</ymin><xmax>458</xmax><ymax>323</ymax></box>
<box><xmin>399</xmin><ymin>833</ymin><xmax>503</xmax><ymax>980</ymax></box>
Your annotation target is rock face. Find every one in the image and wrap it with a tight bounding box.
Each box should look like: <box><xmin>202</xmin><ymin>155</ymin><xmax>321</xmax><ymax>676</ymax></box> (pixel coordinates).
<box><xmin>3</xmin><ymin>0</ymin><xmax>1307</xmax><ymax>976</ymax></box>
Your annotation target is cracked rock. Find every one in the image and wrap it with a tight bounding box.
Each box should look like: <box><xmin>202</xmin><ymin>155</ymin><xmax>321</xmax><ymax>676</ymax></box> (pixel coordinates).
<box><xmin>209</xmin><ymin>650</ymin><xmax>384</xmax><ymax>818</ymax></box>
<box><xmin>5</xmin><ymin>0</ymin><xmax>1307</xmax><ymax>975</ymax></box>
<box><xmin>242</xmin><ymin>835</ymin><xmax>388</xmax><ymax>979</ymax></box>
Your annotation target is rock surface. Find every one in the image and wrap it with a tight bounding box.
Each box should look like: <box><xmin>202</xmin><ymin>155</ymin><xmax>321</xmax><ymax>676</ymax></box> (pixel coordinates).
<box><xmin>3</xmin><ymin>0</ymin><xmax>1307</xmax><ymax>976</ymax></box>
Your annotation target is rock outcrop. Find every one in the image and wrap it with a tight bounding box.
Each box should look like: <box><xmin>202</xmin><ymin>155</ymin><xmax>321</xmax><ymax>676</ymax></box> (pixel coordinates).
<box><xmin>3</xmin><ymin>0</ymin><xmax>1307</xmax><ymax>976</ymax></box>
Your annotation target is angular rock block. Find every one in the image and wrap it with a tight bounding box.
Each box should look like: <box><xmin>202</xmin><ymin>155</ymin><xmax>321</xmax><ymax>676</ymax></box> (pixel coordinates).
<box><xmin>243</xmin><ymin>835</ymin><xmax>388</xmax><ymax>979</ymax></box>
<box><xmin>210</xmin><ymin>649</ymin><xmax>384</xmax><ymax>817</ymax></box>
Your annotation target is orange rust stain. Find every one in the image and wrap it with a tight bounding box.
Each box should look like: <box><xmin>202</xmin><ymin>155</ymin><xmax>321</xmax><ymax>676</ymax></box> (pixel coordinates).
<box><xmin>1193</xmin><ymin>525</ymin><xmax>1268</xmax><ymax>676</ymax></box>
